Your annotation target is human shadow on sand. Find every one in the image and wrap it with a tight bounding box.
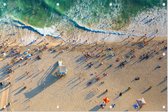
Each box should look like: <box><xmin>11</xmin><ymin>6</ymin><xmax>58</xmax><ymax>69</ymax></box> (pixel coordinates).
<box><xmin>85</xmin><ymin>91</ymin><xmax>96</xmax><ymax>100</ymax></box>
<box><xmin>14</xmin><ymin>86</ymin><xmax>26</xmax><ymax>96</ymax></box>
<box><xmin>97</xmin><ymin>91</ymin><xmax>107</xmax><ymax>98</ymax></box>
<box><xmin>89</xmin><ymin>105</ymin><xmax>101</xmax><ymax>111</ymax></box>
<box><xmin>0</xmin><ymin>64</ymin><xmax>11</xmax><ymax>77</ymax></box>
<box><xmin>161</xmin><ymin>87</ymin><xmax>167</xmax><ymax>93</ymax></box>
<box><xmin>24</xmin><ymin>62</ymin><xmax>60</xmax><ymax>99</ymax></box>
<box><xmin>76</xmin><ymin>55</ymin><xmax>86</xmax><ymax>63</ymax></box>
<box><xmin>15</xmin><ymin>73</ymin><xmax>27</xmax><ymax>82</ymax></box>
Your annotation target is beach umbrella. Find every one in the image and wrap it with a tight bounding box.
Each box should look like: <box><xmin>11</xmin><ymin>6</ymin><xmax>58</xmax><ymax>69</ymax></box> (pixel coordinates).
<box><xmin>136</xmin><ymin>98</ymin><xmax>146</xmax><ymax>108</ymax></box>
<box><xmin>103</xmin><ymin>97</ymin><xmax>110</xmax><ymax>104</ymax></box>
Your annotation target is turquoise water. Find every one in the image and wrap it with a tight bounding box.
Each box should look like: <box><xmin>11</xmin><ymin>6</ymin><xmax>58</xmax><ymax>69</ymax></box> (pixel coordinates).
<box><xmin>0</xmin><ymin>0</ymin><xmax>167</xmax><ymax>29</ymax></box>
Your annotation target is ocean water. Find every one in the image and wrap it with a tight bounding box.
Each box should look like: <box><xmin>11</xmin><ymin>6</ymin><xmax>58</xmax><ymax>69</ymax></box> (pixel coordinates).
<box><xmin>0</xmin><ymin>0</ymin><xmax>167</xmax><ymax>29</ymax></box>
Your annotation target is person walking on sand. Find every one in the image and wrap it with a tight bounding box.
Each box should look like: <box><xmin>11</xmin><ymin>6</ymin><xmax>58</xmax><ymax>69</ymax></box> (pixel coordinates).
<box><xmin>100</xmin><ymin>102</ymin><xmax>106</xmax><ymax>109</ymax></box>
<box><xmin>131</xmin><ymin>77</ymin><xmax>140</xmax><ymax>82</ymax></box>
<box><xmin>111</xmin><ymin>103</ymin><xmax>116</xmax><ymax>108</ymax></box>
<box><xmin>105</xmin><ymin>89</ymin><xmax>108</xmax><ymax>93</ymax></box>
<box><xmin>119</xmin><ymin>92</ymin><xmax>122</xmax><ymax>97</ymax></box>
<box><xmin>99</xmin><ymin>62</ymin><xmax>103</xmax><ymax>66</ymax></box>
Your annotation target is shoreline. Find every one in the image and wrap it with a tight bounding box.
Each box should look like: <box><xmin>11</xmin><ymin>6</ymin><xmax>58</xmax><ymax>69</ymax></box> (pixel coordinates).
<box><xmin>0</xmin><ymin>8</ymin><xmax>166</xmax><ymax>46</ymax></box>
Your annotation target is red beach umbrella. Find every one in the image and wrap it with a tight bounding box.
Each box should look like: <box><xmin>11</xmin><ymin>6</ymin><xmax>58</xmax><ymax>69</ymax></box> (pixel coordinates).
<box><xmin>103</xmin><ymin>97</ymin><xmax>110</xmax><ymax>104</ymax></box>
